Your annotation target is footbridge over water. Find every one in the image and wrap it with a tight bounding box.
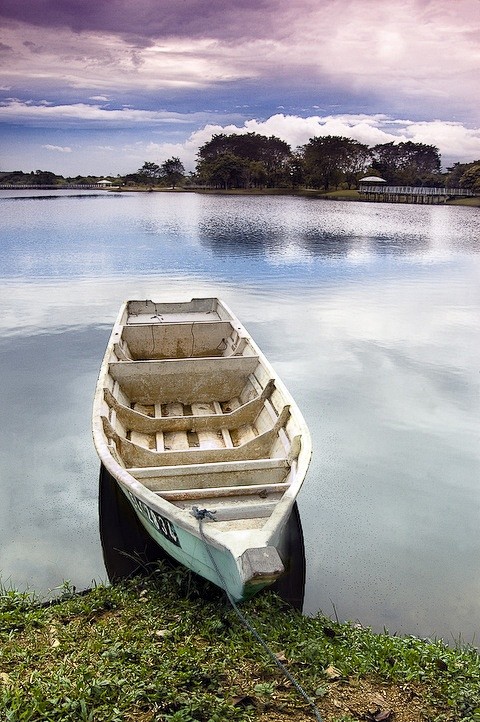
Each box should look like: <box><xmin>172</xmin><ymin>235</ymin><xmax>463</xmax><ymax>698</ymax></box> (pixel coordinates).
<box><xmin>358</xmin><ymin>184</ymin><xmax>477</xmax><ymax>204</ymax></box>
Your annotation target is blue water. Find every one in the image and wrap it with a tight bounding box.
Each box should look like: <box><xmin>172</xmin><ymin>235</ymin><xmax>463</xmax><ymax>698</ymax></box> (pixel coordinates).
<box><xmin>1</xmin><ymin>189</ymin><xmax>479</xmax><ymax>642</ymax></box>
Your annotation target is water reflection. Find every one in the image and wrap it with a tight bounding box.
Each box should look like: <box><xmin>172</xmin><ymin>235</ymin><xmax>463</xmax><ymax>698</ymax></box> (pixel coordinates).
<box><xmin>0</xmin><ymin>328</ymin><xmax>107</xmax><ymax>591</ymax></box>
<box><xmin>199</xmin><ymin>221</ymin><xmax>276</xmax><ymax>256</ymax></box>
<box><xmin>196</xmin><ymin>198</ymin><xmax>455</xmax><ymax>259</ymax></box>
<box><xmin>0</xmin><ymin>191</ymin><xmax>479</xmax><ymax>643</ymax></box>
<box><xmin>0</xmin><ymin>193</ymin><xmax>121</xmax><ymax>202</ymax></box>
<box><xmin>1</xmin><ymin>194</ymin><xmax>478</xmax><ymax>283</ymax></box>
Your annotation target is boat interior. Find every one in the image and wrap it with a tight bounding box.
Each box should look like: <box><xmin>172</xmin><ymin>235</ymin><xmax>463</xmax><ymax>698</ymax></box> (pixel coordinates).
<box><xmin>100</xmin><ymin>300</ymin><xmax>301</xmax><ymax>523</ymax></box>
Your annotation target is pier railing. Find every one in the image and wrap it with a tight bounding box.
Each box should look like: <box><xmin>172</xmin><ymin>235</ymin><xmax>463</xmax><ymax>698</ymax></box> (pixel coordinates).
<box><xmin>358</xmin><ymin>185</ymin><xmax>476</xmax><ymax>204</ymax></box>
<box><xmin>0</xmin><ymin>184</ymin><xmax>117</xmax><ymax>190</ymax></box>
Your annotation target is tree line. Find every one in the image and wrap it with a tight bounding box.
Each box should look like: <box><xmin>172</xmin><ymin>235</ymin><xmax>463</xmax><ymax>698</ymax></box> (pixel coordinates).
<box><xmin>0</xmin><ymin>157</ymin><xmax>186</xmax><ymax>189</ymax></box>
<box><xmin>2</xmin><ymin>135</ymin><xmax>479</xmax><ymax>191</ymax></box>
<box><xmin>0</xmin><ymin>169</ymin><xmax>110</xmax><ymax>186</ymax></box>
<box><xmin>190</xmin><ymin>133</ymin><xmax>480</xmax><ymax>191</ymax></box>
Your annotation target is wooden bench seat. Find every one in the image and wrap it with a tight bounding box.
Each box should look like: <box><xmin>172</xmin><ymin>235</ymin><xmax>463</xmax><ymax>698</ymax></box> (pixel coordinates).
<box><xmin>102</xmin><ymin>406</ymin><xmax>290</xmax><ymax>467</ymax></box>
<box><xmin>103</xmin><ymin>379</ymin><xmax>275</xmax><ymax>434</ymax></box>
<box><xmin>108</xmin><ymin>357</ymin><xmax>259</xmax><ymax>405</ymax></box>
<box><xmin>122</xmin><ymin>320</ymin><xmax>237</xmax><ymax>359</ymax></box>
<box><xmin>157</xmin><ymin>481</ymin><xmax>290</xmax><ymax>501</ymax></box>
<box><xmin>127</xmin><ymin>458</ymin><xmax>291</xmax><ymax>491</ymax></box>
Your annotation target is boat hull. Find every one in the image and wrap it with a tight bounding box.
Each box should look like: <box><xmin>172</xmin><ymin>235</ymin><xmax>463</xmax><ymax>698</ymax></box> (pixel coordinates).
<box><xmin>93</xmin><ymin>297</ymin><xmax>312</xmax><ymax>601</ymax></box>
<box><xmin>122</xmin><ymin>485</ymin><xmax>281</xmax><ymax>600</ymax></box>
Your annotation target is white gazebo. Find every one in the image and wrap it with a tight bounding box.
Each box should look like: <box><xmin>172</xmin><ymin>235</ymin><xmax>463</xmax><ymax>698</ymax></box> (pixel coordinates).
<box><xmin>358</xmin><ymin>176</ymin><xmax>386</xmax><ymax>186</ymax></box>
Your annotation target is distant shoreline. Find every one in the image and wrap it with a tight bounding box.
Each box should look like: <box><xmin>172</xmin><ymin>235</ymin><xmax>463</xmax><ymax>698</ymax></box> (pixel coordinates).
<box><xmin>1</xmin><ymin>185</ymin><xmax>478</xmax><ymax>206</ymax></box>
<box><xmin>113</xmin><ymin>186</ymin><xmax>480</xmax><ymax>206</ymax></box>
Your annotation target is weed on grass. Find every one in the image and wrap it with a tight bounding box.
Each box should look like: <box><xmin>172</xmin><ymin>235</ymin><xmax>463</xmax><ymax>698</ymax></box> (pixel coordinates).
<box><xmin>1</xmin><ymin>567</ymin><xmax>480</xmax><ymax>721</ymax></box>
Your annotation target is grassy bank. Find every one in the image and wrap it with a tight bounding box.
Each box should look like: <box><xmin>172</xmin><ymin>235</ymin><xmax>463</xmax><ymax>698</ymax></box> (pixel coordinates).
<box><xmin>1</xmin><ymin>567</ymin><xmax>480</xmax><ymax>722</ymax></box>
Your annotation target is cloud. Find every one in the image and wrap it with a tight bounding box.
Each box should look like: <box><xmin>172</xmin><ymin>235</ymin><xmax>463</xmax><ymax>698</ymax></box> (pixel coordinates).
<box><xmin>117</xmin><ymin>114</ymin><xmax>480</xmax><ymax>172</ymax></box>
<box><xmin>42</xmin><ymin>144</ymin><xmax>72</xmax><ymax>153</ymax></box>
<box><xmin>2</xmin><ymin>99</ymin><xmax>479</xmax><ymax>173</ymax></box>
<box><xmin>0</xmin><ymin>0</ymin><xmax>277</xmax><ymax>42</ymax></box>
<box><xmin>0</xmin><ymin>0</ymin><xmax>478</xmax><ymax>174</ymax></box>
<box><xmin>0</xmin><ymin>99</ymin><xmax>224</xmax><ymax>128</ymax></box>
<box><xmin>0</xmin><ymin>22</ymin><xmax>259</xmax><ymax>94</ymax></box>
<box><xmin>399</xmin><ymin>121</ymin><xmax>480</xmax><ymax>164</ymax></box>
<box><xmin>3</xmin><ymin>101</ymin><xmax>479</xmax><ymax>164</ymax></box>
<box><xmin>0</xmin><ymin>0</ymin><xmax>478</xmax><ymax>123</ymax></box>
<box><xmin>178</xmin><ymin>114</ymin><xmax>480</xmax><ymax>168</ymax></box>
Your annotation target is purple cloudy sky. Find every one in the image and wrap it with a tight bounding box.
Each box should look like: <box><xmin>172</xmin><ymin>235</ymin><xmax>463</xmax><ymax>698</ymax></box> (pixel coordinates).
<box><xmin>1</xmin><ymin>0</ymin><xmax>479</xmax><ymax>175</ymax></box>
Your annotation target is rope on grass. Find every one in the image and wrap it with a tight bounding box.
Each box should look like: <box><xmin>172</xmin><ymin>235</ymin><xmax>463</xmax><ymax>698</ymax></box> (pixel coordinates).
<box><xmin>192</xmin><ymin>506</ymin><xmax>323</xmax><ymax>722</ymax></box>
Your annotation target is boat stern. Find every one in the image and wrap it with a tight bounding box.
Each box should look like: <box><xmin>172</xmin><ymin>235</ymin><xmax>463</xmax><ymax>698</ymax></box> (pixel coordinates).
<box><xmin>240</xmin><ymin>546</ymin><xmax>284</xmax><ymax>598</ymax></box>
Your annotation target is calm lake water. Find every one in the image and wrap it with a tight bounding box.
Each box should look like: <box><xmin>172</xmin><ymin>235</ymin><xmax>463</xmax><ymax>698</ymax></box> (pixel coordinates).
<box><xmin>1</xmin><ymin>189</ymin><xmax>479</xmax><ymax>643</ymax></box>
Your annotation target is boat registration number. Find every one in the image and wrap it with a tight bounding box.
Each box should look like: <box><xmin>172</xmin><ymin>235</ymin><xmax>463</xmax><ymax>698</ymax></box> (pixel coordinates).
<box><xmin>127</xmin><ymin>491</ymin><xmax>181</xmax><ymax>547</ymax></box>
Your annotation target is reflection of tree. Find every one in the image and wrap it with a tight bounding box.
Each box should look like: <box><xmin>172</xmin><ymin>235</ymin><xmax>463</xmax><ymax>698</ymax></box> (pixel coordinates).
<box><xmin>299</xmin><ymin>231</ymin><xmax>355</xmax><ymax>257</ymax></box>
<box><xmin>198</xmin><ymin>205</ymin><xmax>431</xmax><ymax>260</ymax></box>
<box><xmin>198</xmin><ymin>214</ymin><xmax>275</xmax><ymax>256</ymax></box>
<box><xmin>298</xmin><ymin>229</ymin><xmax>430</xmax><ymax>257</ymax></box>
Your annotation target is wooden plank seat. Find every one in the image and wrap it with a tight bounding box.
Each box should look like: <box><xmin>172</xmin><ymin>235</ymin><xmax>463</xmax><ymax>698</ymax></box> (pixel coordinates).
<box><xmin>126</xmin><ymin>298</ymin><xmax>222</xmax><ymax>324</ymax></box>
<box><xmin>120</xmin><ymin>321</ymin><xmax>248</xmax><ymax>360</ymax></box>
<box><xmin>156</xmin><ymin>481</ymin><xmax>290</xmax><ymax>501</ymax></box>
<box><xmin>127</xmin><ymin>457</ymin><xmax>290</xmax><ymax>491</ymax></box>
<box><xmin>103</xmin><ymin>379</ymin><xmax>276</xmax><ymax>434</ymax></box>
<box><xmin>157</xmin><ymin>483</ymin><xmax>287</xmax><ymax>520</ymax></box>
<box><xmin>101</xmin><ymin>406</ymin><xmax>291</xmax><ymax>468</ymax></box>
<box><xmin>113</xmin><ymin>336</ymin><xmax>248</xmax><ymax>361</ymax></box>
<box><xmin>108</xmin><ymin>357</ymin><xmax>259</xmax><ymax>405</ymax></box>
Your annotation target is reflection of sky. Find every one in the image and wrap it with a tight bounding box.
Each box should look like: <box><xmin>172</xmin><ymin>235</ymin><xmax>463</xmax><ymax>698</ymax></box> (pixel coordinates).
<box><xmin>1</xmin><ymin>191</ymin><xmax>479</xmax><ymax>641</ymax></box>
<box><xmin>0</xmin><ymin>329</ymin><xmax>107</xmax><ymax>592</ymax></box>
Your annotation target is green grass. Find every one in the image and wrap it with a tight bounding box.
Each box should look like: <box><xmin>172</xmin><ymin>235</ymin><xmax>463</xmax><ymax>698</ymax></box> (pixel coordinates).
<box><xmin>1</xmin><ymin>568</ymin><xmax>480</xmax><ymax>721</ymax></box>
<box><xmin>446</xmin><ymin>196</ymin><xmax>480</xmax><ymax>207</ymax></box>
<box><xmin>297</xmin><ymin>189</ymin><xmax>361</xmax><ymax>200</ymax></box>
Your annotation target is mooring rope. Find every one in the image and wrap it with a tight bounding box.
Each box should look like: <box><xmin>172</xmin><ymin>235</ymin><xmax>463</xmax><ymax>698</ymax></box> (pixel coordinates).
<box><xmin>192</xmin><ymin>506</ymin><xmax>323</xmax><ymax>722</ymax></box>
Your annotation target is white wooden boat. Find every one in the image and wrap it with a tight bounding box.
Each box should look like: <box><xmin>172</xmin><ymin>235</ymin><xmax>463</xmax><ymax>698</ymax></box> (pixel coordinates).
<box><xmin>93</xmin><ymin>298</ymin><xmax>312</xmax><ymax>601</ymax></box>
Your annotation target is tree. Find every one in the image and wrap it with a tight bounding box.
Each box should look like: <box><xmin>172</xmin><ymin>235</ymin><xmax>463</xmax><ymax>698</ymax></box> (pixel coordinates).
<box><xmin>248</xmin><ymin>160</ymin><xmax>268</xmax><ymax>188</ymax></box>
<box><xmin>198</xmin><ymin>153</ymin><xmax>250</xmax><ymax>190</ymax></box>
<box><xmin>301</xmin><ymin>136</ymin><xmax>368</xmax><ymax>190</ymax></box>
<box><xmin>458</xmin><ymin>162</ymin><xmax>480</xmax><ymax>191</ymax></box>
<box><xmin>196</xmin><ymin>132</ymin><xmax>293</xmax><ymax>188</ymax></box>
<box><xmin>32</xmin><ymin>169</ymin><xmax>59</xmax><ymax>185</ymax></box>
<box><xmin>160</xmin><ymin>157</ymin><xmax>185</xmax><ymax>188</ymax></box>
<box><xmin>287</xmin><ymin>151</ymin><xmax>305</xmax><ymax>189</ymax></box>
<box><xmin>370</xmin><ymin>142</ymin><xmax>441</xmax><ymax>185</ymax></box>
<box><xmin>259</xmin><ymin>135</ymin><xmax>293</xmax><ymax>187</ymax></box>
<box><xmin>343</xmin><ymin>141</ymin><xmax>371</xmax><ymax>188</ymax></box>
<box><xmin>137</xmin><ymin>161</ymin><xmax>161</xmax><ymax>186</ymax></box>
<box><xmin>445</xmin><ymin>162</ymin><xmax>467</xmax><ymax>187</ymax></box>
<box><xmin>445</xmin><ymin>160</ymin><xmax>480</xmax><ymax>190</ymax></box>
